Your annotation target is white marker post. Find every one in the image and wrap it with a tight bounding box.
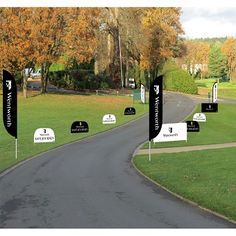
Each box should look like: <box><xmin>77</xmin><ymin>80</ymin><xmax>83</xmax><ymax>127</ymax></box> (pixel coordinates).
<box><xmin>212</xmin><ymin>82</ymin><xmax>218</xmax><ymax>103</ymax></box>
<box><xmin>15</xmin><ymin>138</ymin><xmax>18</xmax><ymax>160</ymax></box>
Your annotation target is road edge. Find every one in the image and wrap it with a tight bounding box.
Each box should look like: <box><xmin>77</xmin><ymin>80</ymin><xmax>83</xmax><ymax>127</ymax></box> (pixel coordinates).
<box><xmin>0</xmin><ymin>112</ymin><xmax>148</xmax><ymax>180</ymax></box>
<box><xmin>131</xmin><ymin>100</ymin><xmax>236</xmax><ymax>226</ymax></box>
<box><xmin>131</xmin><ymin>156</ymin><xmax>236</xmax><ymax>226</ymax></box>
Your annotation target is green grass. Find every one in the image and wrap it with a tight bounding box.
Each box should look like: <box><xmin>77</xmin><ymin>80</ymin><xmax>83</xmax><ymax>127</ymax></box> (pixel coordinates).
<box><xmin>133</xmin><ymin>147</ymin><xmax>236</xmax><ymax>221</ymax></box>
<box><xmin>49</xmin><ymin>63</ymin><xmax>65</xmax><ymax>72</ymax></box>
<box><xmin>195</xmin><ymin>78</ymin><xmax>236</xmax><ymax>99</ymax></box>
<box><xmin>143</xmin><ymin>103</ymin><xmax>236</xmax><ymax>149</ymax></box>
<box><xmin>0</xmin><ymin>93</ymin><xmax>147</xmax><ymax>173</ymax></box>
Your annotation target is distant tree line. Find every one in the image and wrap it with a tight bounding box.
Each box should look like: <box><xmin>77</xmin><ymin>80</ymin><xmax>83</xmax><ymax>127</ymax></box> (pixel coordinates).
<box><xmin>177</xmin><ymin>37</ymin><xmax>236</xmax><ymax>82</ymax></box>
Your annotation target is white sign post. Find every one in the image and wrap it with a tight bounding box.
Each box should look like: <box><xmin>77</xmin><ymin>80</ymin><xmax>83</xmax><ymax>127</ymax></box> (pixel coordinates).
<box><xmin>102</xmin><ymin>114</ymin><xmax>116</xmax><ymax>124</ymax></box>
<box><xmin>193</xmin><ymin>113</ymin><xmax>207</xmax><ymax>122</ymax></box>
<box><xmin>141</xmin><ymin>84</ymin><xmax>145</xmax><ymax>104</ymax></box>
<box><xmin>153</xmin><ymin>123</ymin><xmax>187</xmax><ymax>143</ymax></box>
<box><xmin>212</xmin><ymin>82</ymin><xmax>218</xmax><ymax>103</ymax></box>
<box><xmin>34</xmin><ymin>128</ymin><xmax>55</xmax><ymax>143</ymax></box>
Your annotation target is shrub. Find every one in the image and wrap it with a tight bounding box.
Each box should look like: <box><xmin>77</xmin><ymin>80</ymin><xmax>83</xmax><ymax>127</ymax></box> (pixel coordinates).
<box><xmin>163</xmin><ymin>61</ymin><xmax>198</xmax><ymax>94</ymax></box>
<box><xmin>100</xmin><ymin>81</ymin><xmax>110</xmax><ymax>89</ymax></box>
<box><xmin>48</xmin><ymin>70</ymin><xmax>113</xmax><ymax>90</ymax></box>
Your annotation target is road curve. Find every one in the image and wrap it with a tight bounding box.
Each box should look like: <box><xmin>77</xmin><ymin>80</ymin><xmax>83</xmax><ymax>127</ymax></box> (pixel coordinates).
<box><xmin>0</xmin><ymin>92</ymin><xmax>234</xmax><ymax>228</ymax></box>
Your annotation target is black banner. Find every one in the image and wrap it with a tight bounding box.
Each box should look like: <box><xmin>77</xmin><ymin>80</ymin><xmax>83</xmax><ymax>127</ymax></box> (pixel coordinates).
<box><xmin>186</xmin><ymin>121</ymin><xmax>200</xmax><ymax>132</ymax></box>
<box><xmin>124</xmin><ymin>107</ymin><xmax>136</xmax><ymax>115</ymax></box>
<box><xmin>3</xmin><ymin>70</ymin><xmax>17</xmax><ymax>139</ymax></box>
<box><xmin>201</xmin><ymin>103</ymin><xmax>218</xmax><ymax>113</ymax></box>
<box><xmin>71</xmin><ymin>121</ymin><xmax>89</xmax><ymax>133</ymax></box>
<box><xmin>149</xmin><ymin>75</ymin><xmax>163</xmax><ymax>141</ymax></box>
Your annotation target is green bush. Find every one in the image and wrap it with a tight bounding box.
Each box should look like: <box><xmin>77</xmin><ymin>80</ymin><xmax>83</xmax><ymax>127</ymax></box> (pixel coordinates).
<box><xmin>163</xmin><ymin>61</ymin><xmax>198</xmax><ymax>94</ymax></box>
<box><xmin>164</xmin><ymin>69</ymin><xmax>198</xmax><ymax>94</ymax></box>
<box><xmin>48</xmin><ymin>70</ymin><xmax>113</xmax><ymax>90</ymax></box>
<box><xmin>100</xmin><ymin>81</ymin><xmax>110</xmax><ymax>89</ymax></box>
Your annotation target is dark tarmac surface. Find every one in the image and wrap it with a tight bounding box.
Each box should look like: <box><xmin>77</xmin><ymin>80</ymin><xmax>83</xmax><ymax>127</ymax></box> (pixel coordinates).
<box><xmin>0</xmin><ymin>92</ymin><xmax>234</xmax><ymax>228</ymax></box>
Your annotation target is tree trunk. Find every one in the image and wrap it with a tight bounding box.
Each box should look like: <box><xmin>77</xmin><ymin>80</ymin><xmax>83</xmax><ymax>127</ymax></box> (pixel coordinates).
<box><xmin>41</xmin><ymin>62</ymin><xmax>51</xmax><ymax>94</ymax></box>
<box><xmin>23</xmin><ymin>75</ymin><xmax>27</xmax><ymax>98</ymax></box>
<box><xmin>109</xmin><ymin>28</ymin><xmax>121</xmax><ymax>88</ymax></box>
<box><xmin>125</xmin><ymin>28</ymin><xmax>129</xmax><ymax>88</ymax></box>
<box><xmin>118</xmin><ymin>29</ymin><xmax>124</xmax><ymax>88</ymax></box>
<box><xmin>228</xmin><ymin>70</ymin><xmax>231</xmax><ymax>82</ymax></box>
<box><xmin>125</xmin><ymin>54</ymin><xmax>129</xmax><ymax>88</ymax></box>
<box><xmin>22</xmin><ymin>69</ymin><xmax>29</xmax><ymax>98</ymax></box>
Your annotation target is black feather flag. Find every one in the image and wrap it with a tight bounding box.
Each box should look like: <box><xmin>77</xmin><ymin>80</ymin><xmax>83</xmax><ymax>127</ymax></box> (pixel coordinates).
<box><xmin>149</xmin><ymin>75</ymin><xmax>163</xmax><ymax>141</ymax></box>
<box><xmin>3</xmin><ymin>70</ymin><xmax>18</xmax><ymax>159</ymax></box>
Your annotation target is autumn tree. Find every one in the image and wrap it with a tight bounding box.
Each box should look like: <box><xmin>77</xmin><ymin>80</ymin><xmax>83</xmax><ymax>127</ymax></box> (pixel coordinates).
<box><xmin>1</xmin><ymin>8</ymin><xmax>185</xmax><ymax>91</ymax></box>
<box><xmin>140</xmin><ymin>8</ymin><xmax>183</xmax><ymax>80</ymax></box>
<box><xmin>95</xmin><ymin>8</ymin><xmax>143</xmax><ymax>88</ymax></box>
<box><xmin>221</xmin><ymin>37</ymin><xmax>236</xmax><ymax>82</ymax></box>
<box><xmin>97</xmin><ymin>8</ymin><xmax>124</xmax><ymax>88</ymax></box>
<box><xmin>96</xmin><ymin>8</ymin><xmax>183</xmax><ymax>88</ymax></box>
<box><xmin>32</xmin><ymin>8</ymin><xmax>101</xmax><ymax>93</ymax></box>
<box><xmin>181</xmin><ymin>41</ymin><xmax>210</xmax><ymax>79</ymax></box>
<box><xmin>64</xmin><ymin>8</ymin><xmax>100</xmax><ymax>66</ymax></box>
<box><xmin>117</xmin><ymin>8</ymin><xmax>143</xmax><ymax>87</ymax></box>
<box><xmin>1</xmin><ymin>8</ymin><xmax>102</xmax><ymax>93</ymax></box>
<box><xmin>0</xmin><ymin>8</ymin><xmax>36</xmax><ymax>98</ymax></box>
<box><xmin>29</xmin><ymin>8</ymin><xmax>67</xmax><ymax>93</ymax></box>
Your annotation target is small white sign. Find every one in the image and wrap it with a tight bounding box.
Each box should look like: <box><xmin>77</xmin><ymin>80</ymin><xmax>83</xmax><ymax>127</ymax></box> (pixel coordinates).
<box><xmin>212</xmin><ymin>82</ymin><xmax>218</xmax><ymax>103</ymax></box>
<box><xmin>193</xmin><ymin>113</ymin><xmax>206</xmax><ymax>122</ymax></box>
<box><xmin>102</xmin><ymin>114</ymin><xmax>116</xmax><ymax>124</ymax></box>
<box><xmin>141</xmin><ymin>84</ymin><xmax>145</xmax><ymax>104</ymax></box>
<box><xmin>153</xmin><ymin>123</ymin><xmax>187</xmax><ymax>143</ymax></box>
<box><xmin>34</xmin><ymin>128</ymin><xmax>55</xmax><ymax>143</ymax></box>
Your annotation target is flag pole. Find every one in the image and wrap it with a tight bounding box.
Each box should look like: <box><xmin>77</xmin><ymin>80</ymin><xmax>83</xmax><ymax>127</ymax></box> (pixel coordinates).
<box><xmin>149</xmin><ymin>140</ymin><xmax>151</xmax><ymax>162</ymax></box>
<box><xmin>15</xmin><ymin>138</ymin><xmax>18</xmax><ymax>160</ymax></box>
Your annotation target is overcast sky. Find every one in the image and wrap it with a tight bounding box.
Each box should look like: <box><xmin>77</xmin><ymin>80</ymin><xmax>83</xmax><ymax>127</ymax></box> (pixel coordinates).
<box><xmin>181</xmin><ymin>7</ymin><xmax>236</xmax><ymax>39</ymax></box>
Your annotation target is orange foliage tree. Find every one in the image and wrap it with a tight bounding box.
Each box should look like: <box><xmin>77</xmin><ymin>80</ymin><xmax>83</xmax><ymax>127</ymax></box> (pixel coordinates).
<box><xmin>64</xmin><ymin>8</ymin><xmax>100</xmax><ymax>65</ymax></box>
<box><xmin>1</xmin><ymin>8</ymin><xmax>100</xmax><ymax>94</ymax></box>
<box><xmin>140</xmin><ymin>8</ymin><xmax>183</xmax><ymax>80</ymax></box>
<box><xmin>0</xmin><ymin>8</ymin><xmax>36</xmax><ymax>97</ymax></box>
<box><xmin>182</xmin><ymin>41</ymin><xmax>210</xmax><ymax>79</ymax></box>
<box><xmin>221</xmin><ymin>37</ymin><xmax>236</xmax><ymax>82</ymax></box>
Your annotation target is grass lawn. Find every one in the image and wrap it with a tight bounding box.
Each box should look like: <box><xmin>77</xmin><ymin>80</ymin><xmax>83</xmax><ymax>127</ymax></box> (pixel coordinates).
<box><xmin>0</xmin><ymin>93</ymin><xmax>147</xmax><ymax>173</ymax></box>
<box><xmin>195</xmin><ymin>78</ymin><xmax>236</xmax><ymax>99</ymax></box>
<box><xmin>133</xmin><ymin>147</ymin><xmax>236</xmax><ymax>221</ymax></box>
<box><xmin>49</xmin><ymin>63</ymin><xmax>65</xmax><ymax>72</ymax></box>
<box><xmin>142</xmin><ymin>103</ymin><xmax>236</xmax><ymax>149</ymax></box>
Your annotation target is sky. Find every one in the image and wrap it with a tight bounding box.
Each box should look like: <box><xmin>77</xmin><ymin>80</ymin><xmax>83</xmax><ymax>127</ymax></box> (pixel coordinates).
<box><xmin>181</xmin><ymin>7</ymin><xmax>236</xmax><ymax>39</ymax></box>
<box><xmin>1</xmin><ymin>1</ymin><xmax>236</xmax><ymax>39</ymax></box>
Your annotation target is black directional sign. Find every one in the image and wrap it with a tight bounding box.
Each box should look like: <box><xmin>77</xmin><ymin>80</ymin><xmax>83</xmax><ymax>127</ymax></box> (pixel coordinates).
<box><xmin>186</xmin><ymin>121</ymin><xmax>200</xmax><ymax>132</ymax></box>
<box><xmin>71</xmin><ymin>121</ymin><xmax>89</xmax><ymax>133</ymax></box>
<box><xmin>3</xmin><ymin>70</ymin><xmax>17</xmax><ymax>139</ymax></box>
<box><xmin>149</xmin><ymin>75</ymin><xmax>163</xmax><ymax>141</ymax></box>
<box><xmin>124</xmin><ymin>107</ymin><xmax>136</xmax><ymax>115</ymax></box>
<box><xmin>201</xmin><ymin>103</ymin><xmax>218</xmax><ymax>113</ymax></box>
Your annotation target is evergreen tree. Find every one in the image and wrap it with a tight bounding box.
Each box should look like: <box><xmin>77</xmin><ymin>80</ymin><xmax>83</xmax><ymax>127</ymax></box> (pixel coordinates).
<box><xmin>208</xmin><ymin>45</ymin><xmax>227</xmax><ymax>78</ymax></box>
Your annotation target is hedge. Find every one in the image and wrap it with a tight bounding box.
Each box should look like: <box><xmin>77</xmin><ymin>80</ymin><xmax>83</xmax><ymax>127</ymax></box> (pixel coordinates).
<box><xmin>48</xmin><ymin>70</ymin><xmax>113</xmax><ymax>90</ymax></box>
<box><xmin>163</xmin><ymin>65</ymin><xmax>198</xmax><ymax>95</ymax></box>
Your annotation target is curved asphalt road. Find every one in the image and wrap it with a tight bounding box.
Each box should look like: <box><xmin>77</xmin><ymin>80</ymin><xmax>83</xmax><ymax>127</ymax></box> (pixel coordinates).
<box><xmin>0</xmin><ymin>93</ymin><xmax>235</xmax><ymax>228</ymax></box>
